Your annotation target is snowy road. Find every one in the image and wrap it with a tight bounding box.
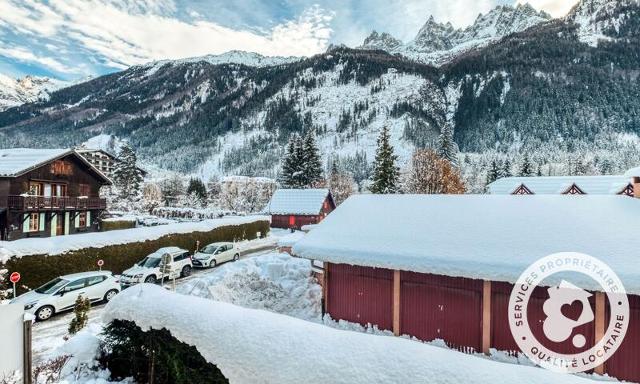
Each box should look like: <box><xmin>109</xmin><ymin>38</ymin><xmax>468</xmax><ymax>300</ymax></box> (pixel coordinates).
<box><xmin>31</xmin><ymin>243</ymin><xmax>277</xmax><ymax>365</ymax></box>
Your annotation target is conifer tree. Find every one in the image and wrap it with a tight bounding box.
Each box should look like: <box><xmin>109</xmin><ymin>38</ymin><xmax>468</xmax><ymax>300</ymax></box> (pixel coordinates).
<box><xmin>186</xmin><ymin>177</ymin><xmax>208</xmax><ymax>206</ymax></box>
<box><xmin>437</xmin><ymin>123</ymin><xmax>459</xmax><ymax>167</ymax></box>
<box><xmin>370</xmin><ymin>126</ymin><xmax>400</xmax><ymax>194</ymax></box>
<box><xmin>502</xmin><ymin>159</ymin><xmax>513</xmax><ymax>178</ymax></box>
<box><xmin>68</xmin><ymin>296</ymin><xmax>91</xmax><ymax>335</ymax></box>
<box><xmin>518</xmin><ymin>154</ymin><xmax>535</xmax><ymax>177</ymax></box>
<box><xmin>301</xmin><ymin>129</ymin><xmax>323</xmax><ymax>187</ymax></box>
<box><xmin>486</xmin><ymin>159</ymin><xmax>501</xmax><ymax>185</ymax></box>
<box><xmin>112</xmin><ymin>143</ymin><xmax>143</xmax><ymax>199</ymax></box>
<box><xmin>280</xmin><ymin>134</ymin><xmax>303</xmax><ymax>188</ymax></box>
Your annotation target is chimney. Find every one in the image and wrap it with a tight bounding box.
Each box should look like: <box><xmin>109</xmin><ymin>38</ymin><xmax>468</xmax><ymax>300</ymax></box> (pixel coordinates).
<box><xmin>635</xmin><ymin>177</ymin><xmax>640</xmax><ymax>199</ymax></box>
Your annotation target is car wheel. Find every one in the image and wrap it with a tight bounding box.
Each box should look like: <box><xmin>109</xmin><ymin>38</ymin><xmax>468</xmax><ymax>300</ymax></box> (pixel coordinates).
<box><xmin>181</xmin><ymin>265</ymin><xmax>192</xmax><ymax>278</ymax></box>
<box><xmin>211</xmin><ymin>260</ymin><xmax>217</xmax><ymax>268</ymax></box>
<box><xmin>233</xmin><ymin>253</ymin><xmax>240</xmax><ymax>261</ymax></box>
<box><xmin>104</xmin><ymin>289</ymin><xmax>119</xmax><ymax>302</ymax></box>
<box><xmin>144</xmin><ymin>275</ymin><xmax>157</xmax><ymax>284</ymax></box>
<box><xmin>35</xmin><ymin>306</ymin><xmax>54</xmax><ymax>321</ymax></box>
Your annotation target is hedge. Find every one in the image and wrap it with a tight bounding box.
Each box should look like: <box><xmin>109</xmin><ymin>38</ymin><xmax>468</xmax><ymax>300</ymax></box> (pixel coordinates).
<box><xmin>4</xmin><ymin>220</ymin><xmax>270</xmax><ymax>294</ymax></box>
<box><xmin>100</xmin><ymin>220</ymin><xmax>137</xmax><ymax>232</ymax></box>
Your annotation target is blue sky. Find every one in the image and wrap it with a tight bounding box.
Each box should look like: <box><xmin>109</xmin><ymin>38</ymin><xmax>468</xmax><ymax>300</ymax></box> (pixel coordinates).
<box><xmin>0</xmin><ymin>0</ymin><xmax>579</xmax><ymax>81</ymax></box>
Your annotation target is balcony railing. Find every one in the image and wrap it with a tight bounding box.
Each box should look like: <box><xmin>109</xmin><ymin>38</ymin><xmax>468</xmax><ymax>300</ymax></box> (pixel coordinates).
<box><xmin>7</xmin><ymin>196</ymin><xmax>107</xmax><ymax>211</ymax></box>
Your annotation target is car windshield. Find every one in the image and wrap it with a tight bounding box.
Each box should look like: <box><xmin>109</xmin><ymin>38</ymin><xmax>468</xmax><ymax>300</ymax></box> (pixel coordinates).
<box><xmin>138</xmin><ymin>256</ymin><xmax>161</xmax><ymax>268</ymax></box>
<box><xmin>35</xmin><ymin>277</ymin><xmax>69</xmax><ymax>294</ymax></box>
<box><xmin>200</xmin><ymin>245</ymin><xmax>219</xmax><ymax>254</ymax></box>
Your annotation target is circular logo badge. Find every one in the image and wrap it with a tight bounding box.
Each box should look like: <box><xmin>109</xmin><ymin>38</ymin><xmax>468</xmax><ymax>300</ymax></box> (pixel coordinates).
<box><xmin>508</xmin><ymin>252</ymin><xmax>629</xmax><ymax>373</ymax></box>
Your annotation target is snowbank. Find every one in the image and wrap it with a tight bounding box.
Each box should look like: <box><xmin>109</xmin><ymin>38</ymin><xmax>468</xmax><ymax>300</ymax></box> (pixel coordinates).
<box><xmin>178</xmin><ymin>252</ymin><xmax>321</xmax><ymax>320</ymax></box>
<box><xmin>276</xmin><ymin>230</ymin><xmax>307</xmax><ymax>248</ymax></box>
<box><xmin>104</xmin><ymin>285</ymin><xmax>600</xmax><ymax>384</ymax></box>
<box><xmin>0</xmin><ymin>216</ymin><xmax>269</xmax><ymax>260</ymax></box>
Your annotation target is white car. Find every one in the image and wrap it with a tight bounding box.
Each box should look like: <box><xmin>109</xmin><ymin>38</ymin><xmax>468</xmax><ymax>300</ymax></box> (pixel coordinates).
<box><xmin>10</xmin><ymin>271</ymin><xmax>120</xmax><ymax>321</ymax></box>
<box><xmin>192</xmin><ymin>242</ymin><xmax>240</xmax><ymax>268</ymax></box>
<box><xmin>120</xmin><ymin>247</ymin><xmax>192</xmax><ymax>287</ymax></box>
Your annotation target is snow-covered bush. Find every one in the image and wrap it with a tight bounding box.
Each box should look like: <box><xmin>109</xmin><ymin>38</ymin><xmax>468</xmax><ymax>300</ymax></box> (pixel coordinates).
<box><xmin>219</xmin><ymin>176</ymin><xmax>276</xmax><ymax>213</ymax></box>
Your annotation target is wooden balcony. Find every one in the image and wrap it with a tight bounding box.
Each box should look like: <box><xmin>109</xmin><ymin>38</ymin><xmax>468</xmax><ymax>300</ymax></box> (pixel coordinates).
<box><xmin>7</xmin><ymin>196</ymin><xmax>107</xmax><ymax>211</ymax></box>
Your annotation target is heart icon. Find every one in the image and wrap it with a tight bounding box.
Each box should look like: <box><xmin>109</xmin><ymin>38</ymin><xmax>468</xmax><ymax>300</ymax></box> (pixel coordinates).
<box><xmin>561</xmin><ymin>300</ymin><xmax>584</xmax><ymax>322</ymax></box>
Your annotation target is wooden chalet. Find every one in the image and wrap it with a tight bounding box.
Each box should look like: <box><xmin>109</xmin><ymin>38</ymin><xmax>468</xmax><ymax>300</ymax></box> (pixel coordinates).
<box><xmin>293</xmin><ymin>195</ymin><xmax>640</xmax><ymax>383</ymax></box>
<box><xmin>0</xmin><ymin>149</ymin><xmax>111</xmax><ymax>241</ymax></box>
<box><xmin>488</xmin><ymin>174</ymin><xmax>636</xmax><ymax>196</ymax></box>
<box><xmin>266</xmin><ymin>189</ymin><xmax>335</xmax><ymax>230</ymax></box>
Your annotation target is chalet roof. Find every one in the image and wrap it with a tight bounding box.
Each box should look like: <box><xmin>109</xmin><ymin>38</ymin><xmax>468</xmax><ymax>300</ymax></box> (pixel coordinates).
<box><xmin>266</xmin><ymin>189</ymin><xmax>330</xmax><ymax>215</ymax></box>
<box><xmin>293</xmin><ymin>194</ymin><xmax>640</xmax><ymax>295</ymax></box>
<box><xmin>0</xmin><ymin>148</ymin><xmax>112</xmax><ymax>184</ymax></box>
<box><xmin>487</xmin><ymin>175</ymin><xmax>631</xmax><ymax>195</ymax></box>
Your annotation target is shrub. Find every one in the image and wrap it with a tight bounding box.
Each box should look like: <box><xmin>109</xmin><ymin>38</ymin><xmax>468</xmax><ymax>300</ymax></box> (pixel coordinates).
<box><xmin>4</xmin><ymin>220</ymin><xmax>270</xmax><ymax>294</ymax></box>
<box><xmin>100</xmin><ymin>219</ymin><xmax>137</xmax><ymax>232</ymax></box>
<box><xmin>68</xmin><ymin>296</ymin><xmax>91</xmax><ymax>336</ymax></box>
<box><xmin>101</xmin><ymin>319</ymin><xmax>228</xmax><ymax>384</ymax></box>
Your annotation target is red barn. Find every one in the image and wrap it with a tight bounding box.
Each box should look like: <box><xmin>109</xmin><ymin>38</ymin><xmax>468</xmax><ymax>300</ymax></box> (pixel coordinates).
<box><xmin>266</xmin><ymin>189</ymin><xmax>335</xmax><ymax>229</ymax></box>
<box><xmin>293</xmin><ymin>194</ymin><xmax>640</xmax><ymax>382</ymax></box>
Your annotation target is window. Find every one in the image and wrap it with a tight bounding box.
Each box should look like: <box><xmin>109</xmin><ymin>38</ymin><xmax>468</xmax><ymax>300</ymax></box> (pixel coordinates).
<box><xmin>50</xmin><ymin>160</ymin><xmax>72</xmax><ymax>175</ymax></box>
<box><xmin>28</xmin><ymin>213</ymin><xmax>39</xmax><ymax>232</ymax></box>
<box><xmin>62</xmin><ymin>278</ymin><xmax>87</xmax><ymax>293</ymax></box>
<box><xmin>51</xmin><ymin>184</ymin><xmax>68</xmax><ymax>197</ymax></box>
<box><xmin>79</xmin><ymin>212</ymin><xmax>87</xmax><ymax>227</ymax></box>
<box><xmin>29</xmin><ymin>182</ymin><xmax>43</xmax><ymax>196</ymax></box>
<box><xmin>85</xmin><ymin>275</ymin><xmax>106</xmax><ymax>286</ymax></box>
<box><xmin>79</xmin><ymin>184</ymin><xmax>90</xmax><ymax>197</ymax></box>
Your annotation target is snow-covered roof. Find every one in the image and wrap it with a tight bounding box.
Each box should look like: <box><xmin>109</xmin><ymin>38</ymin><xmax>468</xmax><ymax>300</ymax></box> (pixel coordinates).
<box><xmin>0</xmin><ymin>148</ymin><xmax>70</xmax><ymax>177</ymax></box>
<box><xmin>105</xmin><ymin>285</ymin><xmax>596</xmax><ymax>384</ymax></box>
<box><xmin>0</xmin><ymin>148</ymin><xmax>112</xmax><ymax>183</ymax></box>
<box><xmin>266</xmin><ymin>189</ymin><xmax>331</xmax><ymax>215</ymax></box>
<box><xmin>624</xmin><ymin>166</ymin><xmax>640</xmax><ymax>178</ymax></box>
<box><xmin>488</xmin><ymin>175</ymin><xmax>632</xmax><ymax>195</ymax></box>
<box><xmin>293</xmin><ymin>195</ymin><xmax>640</xmax><ymax>294</ymax></box>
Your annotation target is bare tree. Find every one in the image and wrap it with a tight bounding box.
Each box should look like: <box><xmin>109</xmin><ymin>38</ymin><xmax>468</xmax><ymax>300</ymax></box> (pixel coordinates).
<box><xmin>405</xmin><ymin>149</ymin><xmax>466</xmax><ymax>194</ymax></box>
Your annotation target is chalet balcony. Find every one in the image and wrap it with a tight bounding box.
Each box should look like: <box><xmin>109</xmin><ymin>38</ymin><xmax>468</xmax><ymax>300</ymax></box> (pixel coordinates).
<box><xmin>7</xmin><ymin>196</ymin><xmax>107</xmax><ymax>211</ymax></box>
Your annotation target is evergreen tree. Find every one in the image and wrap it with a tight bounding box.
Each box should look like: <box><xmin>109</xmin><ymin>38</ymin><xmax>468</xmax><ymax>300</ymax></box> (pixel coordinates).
<box><xmin>437</xmin><ymin>123</ymin><xmax>459</xmax><ymax>167</ymax></box>
<box><xmin>502</xmin><ymin>159</ymin><xmax>513</xmax><ymax>178</ymax></box>
<box><xmin>279</xmin><ymin>134</ymin><xmax>303</xmax><ymax>188</ymax></box>
<box><xmin>112</xmin><ymin>143</ymin><xmax>143</xmax><ymax>199</ymax></box>
<box><xmin>370</xmin><ymin>126</ymin><xmax>400</xmax><ymax>194</ymax></box>
<box><xmin>186</xmin><ymin>178</ymin><xmax>208</xmax><ymax>205</ymax></box>
<box><xmin>486</xmin><ymin>159</ymin><xmax>501</xmax><ymax>185</ymax></box>
<box><xmin>518</xmin><ymin>154</ymin><xmax>535</xmax><ymax>177</ymax></box>
<box><xmin>301</xmin><ymin>129</ymin><xmax>323</xmax><ymax>187</ymax></box>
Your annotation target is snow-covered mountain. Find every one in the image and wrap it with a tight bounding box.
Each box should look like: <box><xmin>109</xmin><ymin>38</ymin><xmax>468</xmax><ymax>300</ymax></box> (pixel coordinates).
<box><xmin>566</xmin><ymin>0</ymin><xmax>640</xmax><ymax>46</ymax></box>
<box><xmin>0</xmin><ymin>74</ymin><xmax>67</xmax><ymax>111</ymax></box>
<box><xmin>359</xmin><ymin>3</ymin><xmax>551</xmax><ymax>65</ymax></box>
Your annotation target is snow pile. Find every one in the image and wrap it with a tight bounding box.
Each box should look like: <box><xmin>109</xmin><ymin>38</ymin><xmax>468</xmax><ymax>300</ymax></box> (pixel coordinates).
<box><xmin>103</xmin><ymin>285</ymin><xmax>599</xmax><ymax>384</ymax></box>
<box><xmin>277</xmin><ymin>231</ymin><xmax>307</xmax><ymax>248</ymax></box>
<box><xmin>294</xmin><ymin>194</ymin><xmax>640</xmax><ymax>295</ymax></box>
<box><xmin>0</xmin><ymin>216</ymin><xmax>269</xmax><ymax>259</ymax></box>
<box><xmin>178</xmin><ymin>253</ymin><xmax>321</xmax><ymax>321</ymax></box>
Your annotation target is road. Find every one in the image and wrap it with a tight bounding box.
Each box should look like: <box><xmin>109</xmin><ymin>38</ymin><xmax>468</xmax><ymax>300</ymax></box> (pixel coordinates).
<box><xmin>31</xmin><ymin>244</ymin><xmax>277</xmax><ymax>365</ymax></box>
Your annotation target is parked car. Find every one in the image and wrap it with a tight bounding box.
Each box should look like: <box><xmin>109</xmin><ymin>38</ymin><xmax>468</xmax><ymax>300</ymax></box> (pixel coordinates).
<box><xmin>120</xmin><ymin>247</ymin><xmax>192</xmax><ymax>288</ymax></box>
<box><xmin>10</xmin><ymin>271</ymin><xmax>120</xmax><ymax>321</ymax></box>
<box><xmin>192</xmin><ymin>242</ymin><xmax>240</xmax><ymax>268</ymax></box>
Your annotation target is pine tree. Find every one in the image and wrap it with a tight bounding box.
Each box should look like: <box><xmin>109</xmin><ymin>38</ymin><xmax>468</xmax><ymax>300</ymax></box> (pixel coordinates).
<box><xmin>301</xmin><ymin>129</ymin><xmax>323</xmax><ymax>187</ymax></box>
<box><xmin>486</xmin><ymin>159</ymin><xmax>501</xmax><ymax>185</ymax></box>
<box><xmin>437</xmin><ymin>123</ymin><xmax>459</xmax><ymax>167</ymax></box>
<box><xmin>279</xmin><ymin>134</ymin><xmax>303</xmax><ymax>188</ymax></box>
<box><xmin>186</xmin><ymin>178</ymin><xmax>208</xmax><ymax>206</ymax></box>
<box><xmin>112</xmin><ymin>143</ymin><xmax>143</xmax><ymax>199</ymax></box>
<box><xmin>68</xmin><ymin>296</ymin><xmax>91</xmax><ymax>335</ymax></box>
<box><xmin>370</xmin><ymin>126</ymin><xmax>400</xmax><ymax>194</ymax></box>
<box><xmin>502</xmin><ymin>159</ymin><xmax>513</xmax><ymax>178</ymax></box>
<box><xmin>518</xmin><ymin>154</ymin><xmax>535</xmax><ymax>177</ymax></box>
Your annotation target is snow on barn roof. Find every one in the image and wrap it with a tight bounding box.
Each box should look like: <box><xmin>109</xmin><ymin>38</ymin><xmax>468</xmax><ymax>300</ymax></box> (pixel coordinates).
<box><xmin>0</xmin><ymin>148</ymin><xmax>112</xmax><ymax>183</ymax></box>
<box><xmin>488</xmin><ymin>175</ymin><xmax>631</xmax><ymax>195</ymax></box>
<box><xmin>266</xmin><ymin>189</ymin><xmax>330</xmax><ymax>215</ymax></box>
<box><xmin>293</xmin><ymin>194</ymin><xmax>640</xmax><ymax>294</ymax></box>
<box><xmin>625</xmin><ymin>166</ymin><xmax>640</xmax><ymax>178</ymax></box>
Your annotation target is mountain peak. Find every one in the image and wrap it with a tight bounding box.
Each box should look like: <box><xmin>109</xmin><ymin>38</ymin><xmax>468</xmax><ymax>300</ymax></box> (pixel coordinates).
<box><xmin>0</xmin><ymin>74</ymin><xmax>66</xmax><ymax>112</ymax></box>
<box><xmin>361</xmin><ymin>30</ymin><xmax>403</xmax><ymax>51</ymax></box>
<box><xmin>566</xmin><ymin>0</ymin><xmax>639</xmax><ymax>45</ymax></box>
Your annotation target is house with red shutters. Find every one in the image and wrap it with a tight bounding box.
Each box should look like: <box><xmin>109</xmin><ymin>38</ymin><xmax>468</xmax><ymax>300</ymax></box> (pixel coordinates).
<box><xmin>266</xmin><ymin>189</ymin><xmax>335</xmax><ymax>229</ymax></box>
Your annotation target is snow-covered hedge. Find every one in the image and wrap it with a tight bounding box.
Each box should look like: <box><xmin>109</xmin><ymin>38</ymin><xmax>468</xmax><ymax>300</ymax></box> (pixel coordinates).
<box><xmin>104</xmin><ymin>285</ymin><xmax>596</xmax><ymax>384</ymax></box>
<box><xmin>1</xmin><ymin>217</ymin><xmax>269</xmax><ymax>293</ymax></box>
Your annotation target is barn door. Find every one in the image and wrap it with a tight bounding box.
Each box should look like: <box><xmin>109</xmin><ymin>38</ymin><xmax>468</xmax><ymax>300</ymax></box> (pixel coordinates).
<box><xmin>288</xmin><ymin>215</ymin><xmax>295</xmax><ymax>227</ymax></box>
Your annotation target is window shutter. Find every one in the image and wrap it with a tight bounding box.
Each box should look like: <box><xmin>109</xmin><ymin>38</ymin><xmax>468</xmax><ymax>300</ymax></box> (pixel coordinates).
<box><xmin>86</xmin><ymin>211</ymin><xmax>91</xmax><ymax>227</ymax></box>
<box><xmin>75</xmin><ymin>213</ymin><xmax>80</xmax><ymax>228</ymax></box>
<box><xmin>50</xmin><ymin>214</ymin><xmax>57</xmax><ymax>237</ymax></box>
<box><xmin>39</xmin><ymin>213</ymin><xmax>45</xmax><ymax>231</ymax></box>
<box><xmin>23</xmin><ymin>214</ymin><xmax>30</xmax><ymax>233</ymax></box>
<box><xmin>64</xmin><ymin>212</ymin><xmax>70</xmax><ymax>235</ymax></box>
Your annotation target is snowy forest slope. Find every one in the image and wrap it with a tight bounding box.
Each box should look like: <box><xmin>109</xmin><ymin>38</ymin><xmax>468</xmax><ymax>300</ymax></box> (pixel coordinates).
<box><xmin>0</xmin><ymin>0</ymin><xmax>639</xmax><ymax>180</ymax></box>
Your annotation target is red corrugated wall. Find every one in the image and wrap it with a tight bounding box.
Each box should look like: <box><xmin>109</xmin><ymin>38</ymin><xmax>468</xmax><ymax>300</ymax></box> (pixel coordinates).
<box><xmin>326</xmin><ymin>263</ymin><xmax>393</xmax><ymax>330</ymax></box>
<box><xmin>401</xmin><ymin>271</ymin><xmax>483</xmax><ymax>353</ymax></box>
<box><xmin>271</xmin><ymin>214</ymin><xmax>320</xmax><ymax>229</ymax></box>
<box><xmin>604</xmin><ymin>294</ymin><xmax>640</xmax><ymax>383</ymax></box>
<box><xmin>491</xmin><ymin>282</ymin><xmax>596</xmax><ymax>356</ymax></box>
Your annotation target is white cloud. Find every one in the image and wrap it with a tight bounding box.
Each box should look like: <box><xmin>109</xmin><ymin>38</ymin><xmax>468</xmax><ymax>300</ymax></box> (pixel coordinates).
<box><xmin>516</xmin><ymin>0</ymin><xmax>580</xmax><ymax>18</ymax></box>
<box><xmin>0</xmin><ymin>44</ymin><xmax>79</xmax><ymax>74</ymax></box>
<box><xmin>0</xmin><ymin>0</ymin><xmax>333</xmax><ymax>74</ymax></box>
